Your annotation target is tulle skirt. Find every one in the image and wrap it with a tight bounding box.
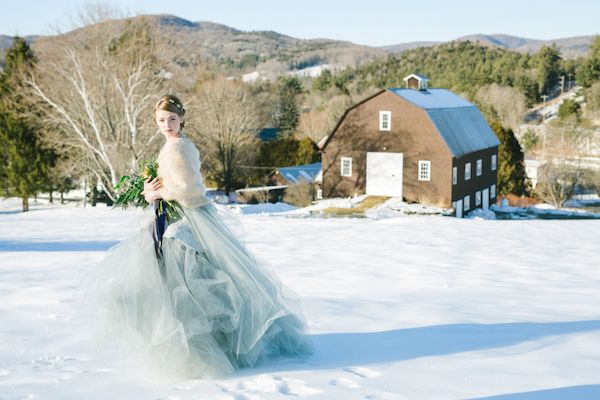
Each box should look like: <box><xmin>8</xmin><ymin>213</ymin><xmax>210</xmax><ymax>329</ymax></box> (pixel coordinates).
<box><xmin>77</xmin><ymin>204</ymin><xmax>312</xmax><ymax>378</ymax></box>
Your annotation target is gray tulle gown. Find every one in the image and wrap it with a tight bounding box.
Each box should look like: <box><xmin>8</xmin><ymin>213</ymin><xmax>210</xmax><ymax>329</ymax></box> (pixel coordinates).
<box><xmin>78</xmin><ymin>203</ymin><xmax>312</xmax><ymax>378</ymax></box>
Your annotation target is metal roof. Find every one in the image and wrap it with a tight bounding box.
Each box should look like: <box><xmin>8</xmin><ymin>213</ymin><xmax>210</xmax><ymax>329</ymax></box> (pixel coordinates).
<box><xmin>388</xmin><ymin>88</ymin><xmax>499</xmax><ymax>157</ymax></box>
<box><xmin>276</xmin><ymin>162</ymin><xmax>322</xmax><ymax>184</ymax></box>
<box><xmin>389</xmin><ymin>88</ymin><xmax>472</xmax><ymax>109</ymax></box>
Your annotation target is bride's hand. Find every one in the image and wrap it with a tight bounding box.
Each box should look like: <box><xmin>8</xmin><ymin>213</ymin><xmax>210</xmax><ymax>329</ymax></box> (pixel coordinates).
<box><xmin>142</xmin><ymin>177</ymin><xmax>162</xmax><ymax>203</ymax></box>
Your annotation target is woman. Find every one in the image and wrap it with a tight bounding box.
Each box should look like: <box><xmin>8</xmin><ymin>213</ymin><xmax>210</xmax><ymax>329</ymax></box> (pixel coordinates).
<box><xmin>80</xmin><ymin>95</ymin><xmax>311</xmax><ymax>378</ymax></box>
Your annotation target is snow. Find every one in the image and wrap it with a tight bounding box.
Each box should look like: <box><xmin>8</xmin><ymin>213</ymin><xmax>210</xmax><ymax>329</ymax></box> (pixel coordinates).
<box><xmin>1</xmin><ymin>198</ymin><xmax>600</xmax><ymax>399</ymax></box>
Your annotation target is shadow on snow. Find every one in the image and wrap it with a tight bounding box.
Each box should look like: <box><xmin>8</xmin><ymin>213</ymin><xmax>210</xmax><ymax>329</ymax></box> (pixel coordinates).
<box><xmin>469</xmin><ymin>384</ymin><xmax>600</xmax><ymax>399</ymax></box>
<box><xmin>0</xmin><ymin>240</ymin><xmax>119</xmax><ymax>252</ymax></box>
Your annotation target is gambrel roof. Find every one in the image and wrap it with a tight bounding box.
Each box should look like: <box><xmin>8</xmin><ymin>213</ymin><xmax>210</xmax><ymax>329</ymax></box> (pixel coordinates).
<box><xmin>388</xmin><ymin>88</ymin><xmax>499</xmax><ymax>157</ymax></box>
<box><xmin>321</xmin><ymin>88</ymin><xmax>499</xmax><ymax>158</ymax></box>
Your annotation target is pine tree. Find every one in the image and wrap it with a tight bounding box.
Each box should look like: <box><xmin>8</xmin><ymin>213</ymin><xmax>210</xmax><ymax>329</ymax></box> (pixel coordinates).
<box><xmin>534</xmin><ymin>44</ymin><xmax>561</xmax><ymax>97</ymax></box>
<box><xmin>490</xmin><ymin>121</ymin><xmax>530</xmax><ymax>196</ymax></box>
<box><xmin>275</xmin><ymin>77</ymin><xmax>302</xmax><ymax>138</ymax></box>
<box><xmin>0</xmin><ymin>37</ymin><xmax>54</xmax><ymax>212</ymax></box>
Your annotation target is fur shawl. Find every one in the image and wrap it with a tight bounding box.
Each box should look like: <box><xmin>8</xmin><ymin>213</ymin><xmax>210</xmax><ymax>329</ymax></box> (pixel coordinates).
<box><xmin>157</xmin><ymin>137</ymin><xmax>209</xmax><ymax>208</ymax></box>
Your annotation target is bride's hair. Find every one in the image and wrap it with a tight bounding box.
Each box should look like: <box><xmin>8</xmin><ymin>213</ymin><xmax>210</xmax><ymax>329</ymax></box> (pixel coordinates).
<box><xmin>155</xmin><ymin>94</ymin><xmax>186</xmax><ymax>128</ymax></box>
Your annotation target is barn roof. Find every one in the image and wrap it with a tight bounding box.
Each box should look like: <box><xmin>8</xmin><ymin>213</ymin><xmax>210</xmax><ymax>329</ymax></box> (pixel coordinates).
<box><xmin>388</xmin><ymin>88</ymin><xmax>500</xmax><ymax>157</ymax></box>
<box><xmin>275</xmin><ymin>162</ymin><xmax>322</xmax><ymax>184</ymax></box>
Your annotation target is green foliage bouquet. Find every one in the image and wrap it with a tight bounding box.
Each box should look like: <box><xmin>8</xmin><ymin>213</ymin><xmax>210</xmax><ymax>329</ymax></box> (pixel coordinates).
<box><xmin>114</xmin><ymin>158</ymin><xmax>180</xmax><ymax>221</ymax></box>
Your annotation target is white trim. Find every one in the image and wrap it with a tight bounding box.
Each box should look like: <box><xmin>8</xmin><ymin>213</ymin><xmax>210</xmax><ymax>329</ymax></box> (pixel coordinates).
<box><xmin>452</xmin><ymin>166</ymin><xmax>457</xmax><ymax>185</ymax></box>
<box><xmin>465</xmin><ymin>162</ymin><xmax>471</xmax><ymax>181</ymax></box>
<box><xmin>379</xmin><ymin>111</ymin><xmax>391</xmax><ymax>131</ymax></box>
<box><xmin>476</xmin><ymin>159</ymin><xmax>482</xmax><ymax>176</ymax></box>
<box><xmin>418</xmin><ymin>160</ymin><xmax>431</xmax><ymax>181</ymax></box>
<box><xmin>491</xmin><ymin>154</ymin><xmax>497</xmax><ymax>171</ymax></box>
<box><xmin>340</xmin><ymin>157</ymin><xmax>352</xmax><ymax>177</ymax></box>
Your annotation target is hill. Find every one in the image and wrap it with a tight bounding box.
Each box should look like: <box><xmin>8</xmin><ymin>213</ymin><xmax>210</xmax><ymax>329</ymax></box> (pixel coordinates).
<box><xmin>383</xmin><ymin>33</ymin><xmax>596</xmax><ymax>58</ymax></box>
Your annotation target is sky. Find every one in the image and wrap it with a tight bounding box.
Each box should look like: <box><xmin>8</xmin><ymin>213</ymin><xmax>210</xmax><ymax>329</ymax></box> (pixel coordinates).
<box><xmin>2</xmin><ymin>0</ymin><xmax>600</xmax><ymax>47</ymax></box>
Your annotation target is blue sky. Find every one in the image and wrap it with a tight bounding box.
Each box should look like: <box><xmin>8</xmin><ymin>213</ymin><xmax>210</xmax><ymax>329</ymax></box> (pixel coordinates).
<box><xmin>3</xmin><ymin>0</ymin><xmax>599</xmax><ymax>46</ymax></box>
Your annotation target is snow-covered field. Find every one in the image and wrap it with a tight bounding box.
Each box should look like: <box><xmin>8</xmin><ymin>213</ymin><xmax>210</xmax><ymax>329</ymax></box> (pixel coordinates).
<box><xmin>1</xmin><ymin>198</ymin><xmax>600</xmax><ymax>400</ymax></box>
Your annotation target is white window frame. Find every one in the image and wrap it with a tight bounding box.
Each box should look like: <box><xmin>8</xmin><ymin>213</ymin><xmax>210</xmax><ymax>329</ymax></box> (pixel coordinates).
<box><xmin>418</xmin><ymin>160</ymin><xmax>431</xmax><ymax>181</ymax></box>
<box><xmin>340</xmin><ymin>157</ymin><xmax>352</xmax><ymax>177</ymax></box>
<box><xmin>379</xmin><ymin>111</ymin><xmax>391</xmax><ymax>131</ymax></box>
<box><xmin>452</xmin><ymin>167</ymin><xmax>457</xmax><ymax>185</ymax></box>
<box><xmin>475</xmin><ymin>190</ymin><xmax>481</xmax><ymax>206</ymax></box>
<box><xmin>476</xmin><ymin>159</ymin><xmax>482</xmax><ymax>176</ymax></box>
<box><xmin>491</xmin><ymin>184</ymin><xmax>496</xmax><ymax>199</ymax></box>
<box><xmin>491</xmin><ymin>154</ymin><xmax>497</xmax><ymax>171</ymax></box>
<box><xmin>465</xmin><ymin>162</ymin><xmax>471</xmax><ymax>181</ymax></box>
<box><xmin>463</xmin><ymin>195</ymin><xmax>470</xmax><ymax>211</ymax></box>
<box><xmin>316</xmin><ymin>188</ymin><xmax>323</xmax><ymax>200</ymax></box>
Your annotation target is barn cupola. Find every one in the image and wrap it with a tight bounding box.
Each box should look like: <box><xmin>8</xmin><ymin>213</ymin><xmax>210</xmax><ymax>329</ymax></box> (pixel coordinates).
<box><xmin>403</xmin><ymin>73</ymin><xmax>429</xmax><ymax>91</ymax></box>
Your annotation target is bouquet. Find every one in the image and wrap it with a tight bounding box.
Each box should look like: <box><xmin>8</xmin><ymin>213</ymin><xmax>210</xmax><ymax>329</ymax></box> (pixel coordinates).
<box><xmin>114</xmin><ymin>158</ymin><xmax>180</xmax><ymax>221</ymax></box>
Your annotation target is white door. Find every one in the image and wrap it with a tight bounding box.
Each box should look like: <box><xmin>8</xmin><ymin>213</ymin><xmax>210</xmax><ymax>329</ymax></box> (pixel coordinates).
<box><xmin>455</xmin><ymin>199</ymin><xmax>463</xmax><ymax>218</ymax></box>
<box><xmin>366</xmin><ymin>152</ymin><xmax>403</xmax><ymax>197</ymax></box>
<box><xmin>482</xmin><ymin>188</ymin><xmax>489</xmax><ymax>211</ymax></box>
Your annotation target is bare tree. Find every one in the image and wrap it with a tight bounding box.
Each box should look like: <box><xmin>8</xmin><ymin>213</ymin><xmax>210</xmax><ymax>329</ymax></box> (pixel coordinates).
<box><xmin>535</xmin><ymin>119</ymin><xmax>594</xmax><ymax>207</ymax></box>
<box><xmin>25</xmin><ymin>16</ymin><xmax>165</xmax><ymax>200</ymax></box>
<box><xmin>189</xmin><ymin>78</ymin><xmax>260</xmax><ymax>194</ymax></box>
<box><xmin>475</xmin><ymin>84</ymin><xmax>527</xmax><ymax>131</ymax></box>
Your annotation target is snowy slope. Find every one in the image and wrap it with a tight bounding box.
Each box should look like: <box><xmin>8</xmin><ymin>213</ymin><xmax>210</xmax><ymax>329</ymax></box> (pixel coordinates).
<box><xmin>1</xmin><ymin>199</ymin><xmax>600</xmax><ymax>399</ymax></box>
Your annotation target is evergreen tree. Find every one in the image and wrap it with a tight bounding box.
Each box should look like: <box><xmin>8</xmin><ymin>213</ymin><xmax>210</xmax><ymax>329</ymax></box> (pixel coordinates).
<box><xmin>274</xmin><ymin>76</ymin><xmax>302</xmax><ymax>138</ymax></box>
<box><xmin>557</xmin><ymin>99</ymin><xmax>581</xmax><ymax>121</ymax></box>
<box><xmin>490</xmin><ymin>121</ymin><xmax>529</xmax><ymax>196</ymax></box>
<box><xmin>576</xmin><ymin>35</ymin><xmax>600</xmax><ymax>88</ymax></box>
<box><xmin>534</xmin><ymin>44</ymin><xmax>561</xmax><ymax>97</ymax></box>
<box><xmin>0</xmin><ymin>37</ymin><xmax>54</xmax><ymax>211</ymax></box>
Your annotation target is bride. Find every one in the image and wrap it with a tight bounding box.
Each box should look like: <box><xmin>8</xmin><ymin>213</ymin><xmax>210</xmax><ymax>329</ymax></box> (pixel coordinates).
<box><xmin>79</xmin><ymin>95</ymin><xmax>312</xmax><ymax>378</ymax></box>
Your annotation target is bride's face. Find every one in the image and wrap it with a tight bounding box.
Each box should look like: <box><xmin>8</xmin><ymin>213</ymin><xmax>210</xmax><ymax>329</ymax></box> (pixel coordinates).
<box><xmin>155</xmin><ymin>109</ymin><xmax>183</xmax><ymax>139</ymax></box>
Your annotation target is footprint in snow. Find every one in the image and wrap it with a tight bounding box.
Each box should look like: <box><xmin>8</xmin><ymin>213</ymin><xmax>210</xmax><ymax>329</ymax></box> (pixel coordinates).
<box><xmin>330</xmin><ymin>378</ymin><xmax>361</xmax><ymax>388</ymax></box>
<box><xmin>220</xmin><ymin>374</ymin><xmax>321</xmax><ymax>397</ymax></box>
<box><xmin>343</xmin><ymin>366</ymin><xmax>379</xmax><ymax>378</ymax></box>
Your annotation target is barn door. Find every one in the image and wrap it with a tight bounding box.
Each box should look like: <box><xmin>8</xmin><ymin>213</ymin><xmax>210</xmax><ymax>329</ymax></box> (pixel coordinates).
<box><xmin>366</xmin><ymin>152</ymin><xmax>403</xmax><ymax>197</ymax></box>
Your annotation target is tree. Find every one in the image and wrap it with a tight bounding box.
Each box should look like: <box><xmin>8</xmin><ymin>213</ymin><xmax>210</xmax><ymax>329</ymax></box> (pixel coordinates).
<box><xmin>475</xmin><ymin>84</ymin><xmax>527</xmax><ymax>131</ymax></box>
<box><xmin>491</xmin><ymin>121</ymin><xmax>529</xmax><ymax>196</ymax></box>
<box><xmin>534</xmin><ymin>44</ymin><xmax>561</xmax><ymax>97</ymax></box>
<box><xmin>557</xmin><ymin>99</ymin><xmax>581</xmax><ymax>121</ymax></box>
<box><xmin>576</xmin><ymin>35</ymin><xmax>600</xmax><ymax>88</ymax></box>
<box><xmin>25</xmin><ymin>16</ymin><xmax>164</xmax><ymax>200</ymax></box>
<box><xmin>274</xmin><ymin>76</ymin><xmax>302</xmax><ymax>138</ymax></box>
<box><xmin>0</xmin><ymin>37</ymin><xmax>54</xmax><ymax>212</ymax></box>
<box><xmin>535</xmin><ymin>120</ymin><xmax>593</xmax><ymax>208</ymax></box>
<box><xmin>191</xmin><ymin>78</ymin><xmax>260</xmax><ymax>194</ymax></box>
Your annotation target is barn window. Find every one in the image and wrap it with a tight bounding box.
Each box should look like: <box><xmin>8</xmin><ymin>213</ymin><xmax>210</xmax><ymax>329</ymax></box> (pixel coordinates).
<box><xmin>465</xmin><ymin>162</ymin><xmax>471</xmax><ymax>180</ymax></box>
<box><xmin>491</xmin><ymin>154</ymin><xmax>497</xmax><ymax>171</ymax></box>
<box><xmin>491</xmin><ymin>184</ymin><xmax>496</xmax><ymax>199</ymax></box>
<box><xmin>476</xmin><ymin>159</ymin><xmax>482</xmax><ymax>176</ymax></box>
<box><xmin>463</xmin><ymin>195</ymin><xmax>470</xmax><ymax>211</ymax></box>
<box><xmin>418</xmin><ymin>160</ymin><xmax>431</xmax><ymax>181</ymax></box>
<box><xmin>452</xmin><ymin>167</ymin><xmax>457</xmax><ymax>185</ymax></box>
<box><xmin>379</xmin><ymin>111</ymin><xmax>391</xmax><ymax>131</ymax></box>
<box><xmin>476</xmin><ymin>191</ymin><xmax>482</xmax><ymax>206</ymax></box>
<box><xmin>340</xmin><ymin>157</ymin><xmax>352</xmax><ymax>177</ymax></box>
<box><xmin>316</xmin><ymin>188</ymin><xmax>323</xmax><ymax>199</ymax></box>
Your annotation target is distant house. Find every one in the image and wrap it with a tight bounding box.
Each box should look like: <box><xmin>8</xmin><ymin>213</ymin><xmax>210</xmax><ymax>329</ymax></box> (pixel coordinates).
<box><xmin>320</xmin><ymin>74</ymin><xmax>500</xmax><ymax>217</ymax></box>
<box><xmin>271</xmin><ymin>162</ymin><xmax>323</xmax><ymax>200</ymax></box>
